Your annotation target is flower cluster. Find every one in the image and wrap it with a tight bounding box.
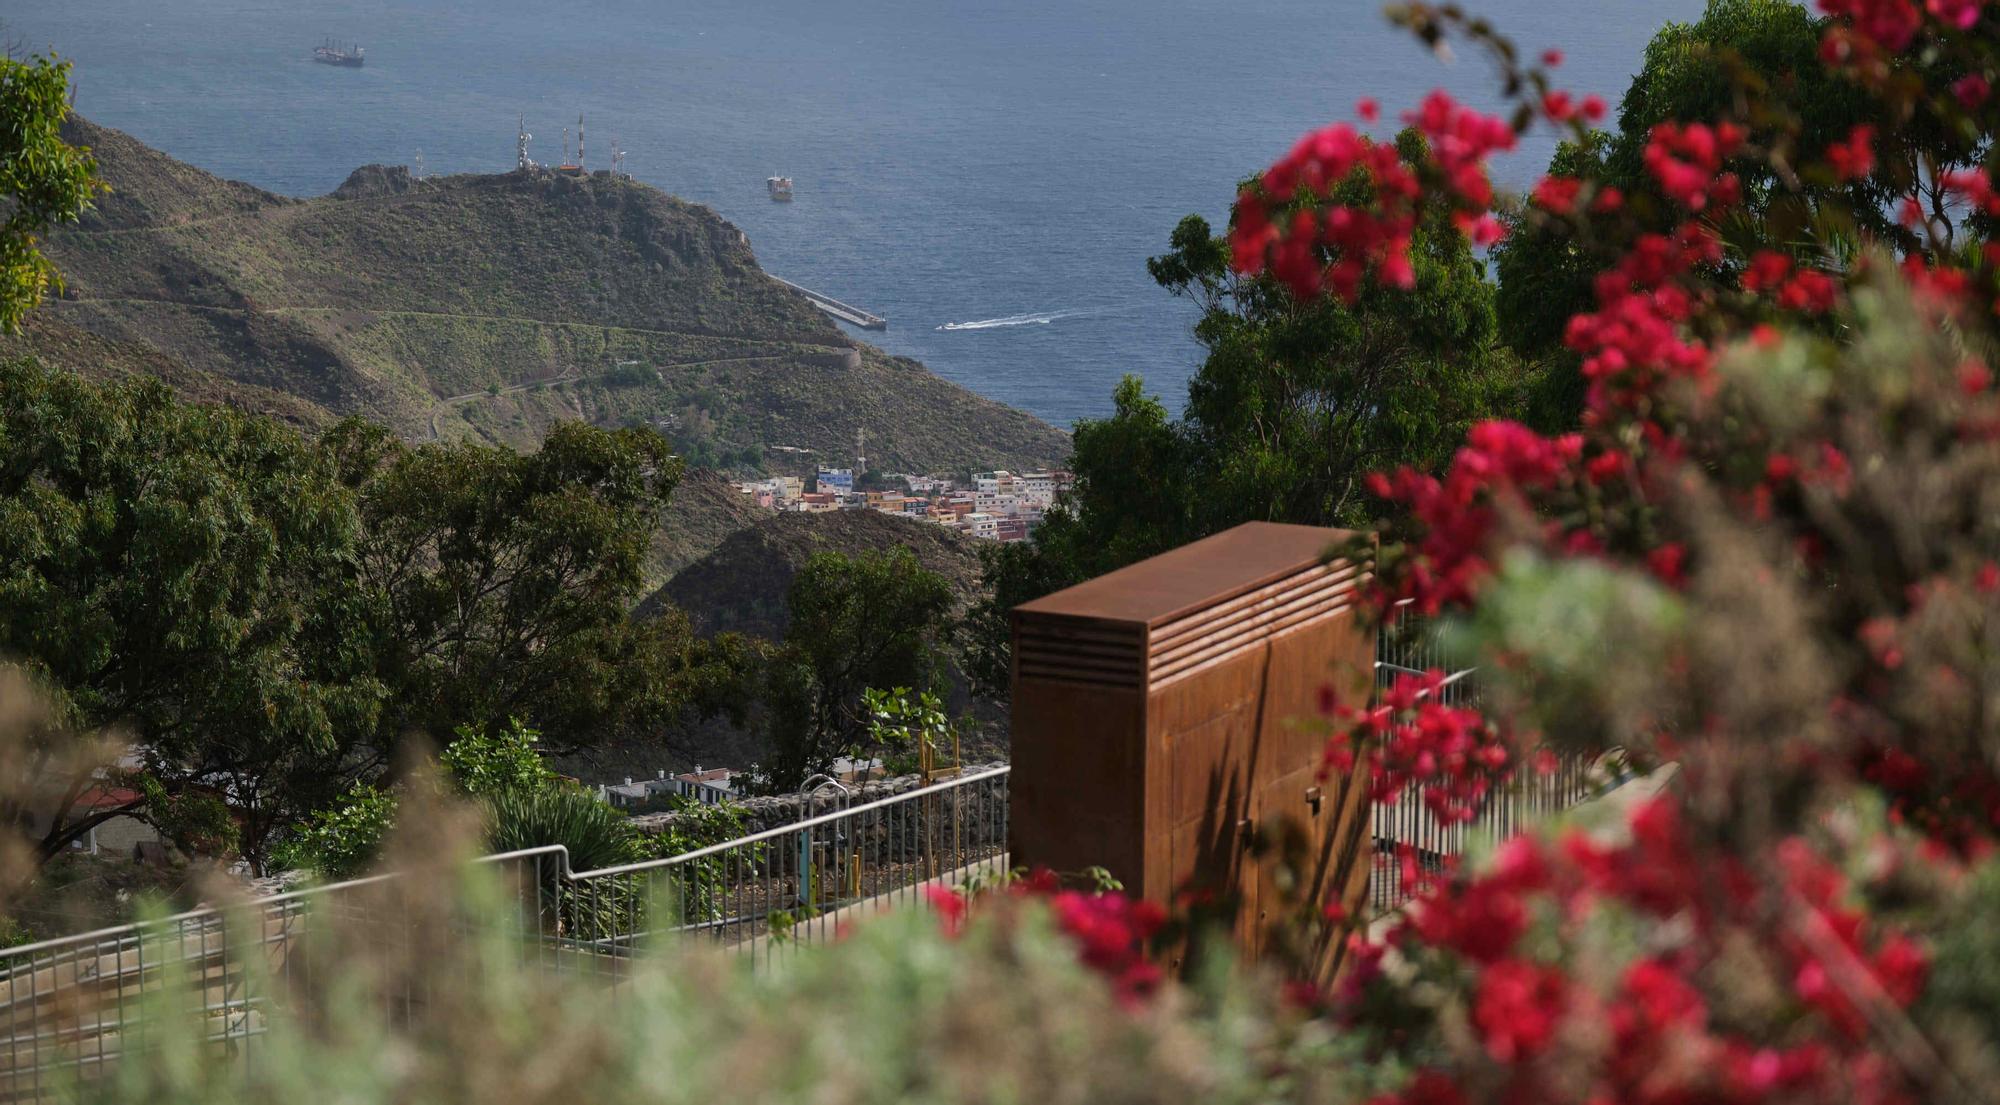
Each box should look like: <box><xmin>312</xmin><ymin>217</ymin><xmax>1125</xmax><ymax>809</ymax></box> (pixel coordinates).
<box><xmin>1361</xmin><ymin>800</ymin><xmax>1932</xmax><ymax>1105</ymax></box>
<box><xmin>1215</xmin><ymin>0</ymin><xmax>2000</xmax><ymax>1096</ymax></box>
<box><xmin>932</xmin><ymin>868</ymin><xmax>1168</xmax><ymax>1007</ymax></box>
<box><xmin>1321</xmin><ymin>671</ymin><xmax>1510</xmax><ymax>824</ymax></box>
<box><xmin>1230</xmin><ymin>91</ymin><xmax>1513</xmax><ymax>303</ymax></box>
<box><xmin>1642</xmin><ymin>121</ymin><xmax>1745</xmax><ymax>211</ymax></box>
<box><xmin>1366</xmin><ymin>421</ymin><xmax>1582</xmax><ymax>612</ymax></box>
<box><xmin>1046</xmin><ymin>887</ymin><xmax>1169</xmax><ymax>1005</ymax></box>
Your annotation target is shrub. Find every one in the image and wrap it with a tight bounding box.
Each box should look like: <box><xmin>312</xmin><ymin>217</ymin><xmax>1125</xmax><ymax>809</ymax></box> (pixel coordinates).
<box><xmin>269</xmin><ymin>783</ymin><xmax>396</xmax><ymax>880</ymax></box>
<box><xmin>439</xmin><ymin>718</ymin><xmax>554</xmax><ymax>800</ymax></box>
<box><xmin>484</xmin><ymin>785</ymin><xmax>643</xmax><ymax>872</ymax></box>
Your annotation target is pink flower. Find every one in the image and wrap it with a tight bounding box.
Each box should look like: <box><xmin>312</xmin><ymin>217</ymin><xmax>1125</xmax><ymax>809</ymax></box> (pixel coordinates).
<box><xmin>1927</xmin><ymin>0</ymin><xmax>1984</xmax><ymax>29</ymax></box>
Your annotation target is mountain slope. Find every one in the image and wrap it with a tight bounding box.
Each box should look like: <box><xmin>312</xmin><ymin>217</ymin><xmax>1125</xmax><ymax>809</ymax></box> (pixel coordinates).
<box><xmin>642</xmin><ymin>509</ymin><xmax>984</xmax><ymax>640</ymax></box>
<box><xmin>31</xmin><ymin>118</ymin><xmax>1069</xmax><ymax>473</ymax></box>
<box><xmin>0</xmin><ymin>313</ymin><xmax>333</xmax><ymax>430</ymax></box>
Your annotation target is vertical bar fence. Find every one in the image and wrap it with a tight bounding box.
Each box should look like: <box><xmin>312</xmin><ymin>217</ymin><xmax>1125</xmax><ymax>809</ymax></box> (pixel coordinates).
<box><xmin>0</xmin><ymin>768</ymin><xmax>1009</xmax><ymax>1098</ymax></box>
<box><xmin>1367</xmin><ymin>601</ymin><xmax>1602</xmax><ymax>915</ymax></box>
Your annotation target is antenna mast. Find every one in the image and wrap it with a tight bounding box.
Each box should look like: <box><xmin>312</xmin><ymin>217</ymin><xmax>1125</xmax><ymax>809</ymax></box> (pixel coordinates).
<box><xmin>517</xmin><ymin>115</ymin><xmax>534</xmax><ymax>170</ymax></box>
<box><xmin>611</xmin><ymin>134</ymin><xmax>626</xmax><ymax>177</ymax></box>
<box><xmin>578</xmin><ymin>113</ymin><xmax>586</xmax><ymax>170</ymax></box>
<box><xmin>413</xmin><ymin>148</ymin><xmax>424</xmax><ymax>180</ymax></box>
<box><xmin>562</xmin><ymin>126</ymin><xmax>571</xmax><ymax>166</ymax></box>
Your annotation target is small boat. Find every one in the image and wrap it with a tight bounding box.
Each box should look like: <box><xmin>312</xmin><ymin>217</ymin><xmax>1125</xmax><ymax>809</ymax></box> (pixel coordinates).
<box><xmin>313</xmin><ymin>39</ymin><xmax>365</xmax><ymax>67</ymax></box>
<box><xmin>767</xmin><ymin>176</ymin><xmax>794</xmax><ymax>202</ymax></box>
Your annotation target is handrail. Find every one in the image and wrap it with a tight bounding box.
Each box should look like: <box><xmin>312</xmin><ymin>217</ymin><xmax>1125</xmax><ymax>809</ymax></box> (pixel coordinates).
<box><xmin>0</xmin><ymin>770</ymin><xmax>1011</xmax><ymax>964</ymax></box>
<box><xmin>0</xmin><ymin>845</ymin><xmax>574</xmax><ymax>963</ymax></box>
<box><xmin>571</xmin><ymin>766</ymin><xmax>1010</xmax><ymax>880</ymax></box>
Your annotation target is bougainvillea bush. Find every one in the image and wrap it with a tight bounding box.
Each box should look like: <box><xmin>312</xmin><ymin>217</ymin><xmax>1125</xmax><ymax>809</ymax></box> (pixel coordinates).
<box><xmin>1217</xmin><ymin>0</ymin><xmax>2000</xmax><ymax>1101</ymax></box>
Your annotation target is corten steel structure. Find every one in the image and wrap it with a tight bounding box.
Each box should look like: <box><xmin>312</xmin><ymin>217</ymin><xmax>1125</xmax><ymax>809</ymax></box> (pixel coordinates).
<box><xmin>1009</xmin><ymin>522</ymin><xmax>1375</xmax><ymax>974</ymax></box>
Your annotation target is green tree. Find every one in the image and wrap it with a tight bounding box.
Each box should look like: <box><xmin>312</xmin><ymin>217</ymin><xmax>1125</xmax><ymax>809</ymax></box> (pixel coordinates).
<box><xmin>326</xmin><ymin>419</ymin><xmax>721</xmax><ymax>752</ymax></box>
<box><xmin>0</xmin><ymin>361</ymin><xmax>381</xmax><ymax>868</ymax></box>
<box><xmin>268</xmin><ymin>782</ymin><xmax>396</xmax><ymax>881</ymax></box>
<box><xmin>437</xmin><ymin>718</ymin><xmax>554</xmax><ymax>800</ymax></box>
<box><xmin>0</xmin><ymin>53</ymin><xmax>104</xmax><ymax>333</ymax></box>
<box><xmin>1492</xmin><ymin>0</ymin><xmax>1991</xmax><ymax>424</ymax></box>
<box><xmin>761</xmin><ymin>549</ymin><xmax>956</xmax><ymax>791</ymax></box>
<box><xmin>974</xmin><ymin>133</ymin><xmax>1523</xmax><ymax>690</ymax></box>
<box><xmin>861</xmin><ymin>686</ymin><xmax>963</xmax><ymax>777</ymax></box>
<box><xmin>0</xmin><ymin>364</ymin><xmax>755</xmax><ymax>872</ymax></box>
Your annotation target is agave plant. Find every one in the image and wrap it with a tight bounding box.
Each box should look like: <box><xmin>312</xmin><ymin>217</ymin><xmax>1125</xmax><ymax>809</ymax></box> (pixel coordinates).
<box><xmin>484</xmin><ymin>785</ymin><xmax>649</xmax><ymax>943</ymax></box>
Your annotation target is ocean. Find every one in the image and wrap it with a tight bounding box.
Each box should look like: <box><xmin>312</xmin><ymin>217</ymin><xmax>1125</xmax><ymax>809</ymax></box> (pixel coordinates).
<box><xmin>4</xmin><ymin>0</ymin><xmax>1701</xmax><ymax>429</ymax></box>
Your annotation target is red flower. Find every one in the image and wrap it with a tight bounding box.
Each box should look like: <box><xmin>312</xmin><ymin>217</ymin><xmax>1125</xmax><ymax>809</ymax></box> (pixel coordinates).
<box><xmin>926</xmin><ymin>885</ymin><xmax>968</xmax><ymax>935</ymax></box>
<box><xmin>1644</xmin><ymin>122</ymin><xmax>1745</xmax><ymax>210</ymax></box>
<box><xmin>1953</xmin><ymin>72</ymin><xmax>1992</xmax><ymax>107</ymax></box>
<box><xmin>1647</xmin><ymin>542</ymin><xmax>1688</xmax><ymax>587</ymax></box>
<box><xmin>1819</xmin><ymin>0</ymin><xmax>1922</xmax><ymax>51</ymax></box>
<box><xmin>1826</xmin><ymin>124</ymin><xmax>1876</xmax><ymax>182</ymax></box>
<box><xmin>1532</xmin><ymin>175</ymin><xmax>1583</xmax><ymax>214</ymax></box>
<box><xmin>1743</xmin><ymin>250</ymin><xmax>1793</xmax><ymax>293</ymax></box>
<box><xmin>1471</xmin><ymin>959</ymin><xmax>1568</xmax><ymax>1061</ymax></box>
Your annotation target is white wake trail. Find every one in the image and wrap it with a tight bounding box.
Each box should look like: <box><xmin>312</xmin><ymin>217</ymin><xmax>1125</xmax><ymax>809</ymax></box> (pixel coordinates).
<box><xmin>936</xmin><ymin>309</ymin><xmax>1086</xmax><ymax>332</ymax></box>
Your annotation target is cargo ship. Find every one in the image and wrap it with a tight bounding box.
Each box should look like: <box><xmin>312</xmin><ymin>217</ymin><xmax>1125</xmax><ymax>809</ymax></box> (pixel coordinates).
<box><xmin>767</xmin><ymin>176</ymin><xmax>793</xmax><ymax>202</ymax></box>
<box><xmin>314</xmin><ymin>39</ymin><xmax>365</xmax><ymax>67</ymax></box>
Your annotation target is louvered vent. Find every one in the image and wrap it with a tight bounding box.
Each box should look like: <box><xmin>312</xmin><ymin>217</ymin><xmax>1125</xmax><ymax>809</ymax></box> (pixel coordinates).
<box><xmin>1015</xmin><ymin>619</ymin><xmax>1145</xmax><ymax>689</ymax></box>
<box><xmin>1145</xmin><ymin>560</ymin><xmax>1366</xmax><ymax>690</ymax></box>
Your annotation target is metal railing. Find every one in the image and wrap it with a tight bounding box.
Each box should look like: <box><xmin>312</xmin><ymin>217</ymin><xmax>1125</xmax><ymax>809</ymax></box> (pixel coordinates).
<box><xmin>546</xmin><ymin>766</ymin><xmax>1010</xmax><ymax>975</ymax></box>
<box><xmin>0</xmin><ymin>767</ymin><xmax>1010</xmax><ymax>1097</ymax></box>
<box><xmin>1367</xmin><ymin>602</ymin><xmax>1599</xmax><ymax>915</ymax></box>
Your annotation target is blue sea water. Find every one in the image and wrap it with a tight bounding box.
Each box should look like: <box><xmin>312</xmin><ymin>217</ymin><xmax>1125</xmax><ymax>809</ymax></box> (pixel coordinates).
<box><xmin>3</xmin><ymin>0</ymin><xmax>1701</xmax><ymax>428</ymax></box>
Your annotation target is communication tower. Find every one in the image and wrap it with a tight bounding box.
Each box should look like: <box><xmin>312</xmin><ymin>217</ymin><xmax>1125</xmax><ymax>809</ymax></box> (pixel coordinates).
<box><xmin>610</xmin><ymin>134</ymin><xmax>626</xmax><ymax>177</ymax></box>
<box><xmin>516</xmin><ymin>115</ymin><xmax>535</xmax><ymax>171</ymax></box>
<box><xmin>413</xmin><ymin>149</ymin><xmax>425</xmax><ymax>180</ymax></box>
<box><xmin>577</xmin><ymin>113</ymin><xmax>585</xmax><ymax>169</ymax></box>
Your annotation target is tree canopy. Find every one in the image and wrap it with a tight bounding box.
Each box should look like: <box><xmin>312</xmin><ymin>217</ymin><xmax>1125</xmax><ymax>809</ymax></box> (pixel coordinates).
<box><xmin>972</xmin><ymin>132</ymin><xmax>1525</xmax><ymax>690</ymax></box>
<box><xmin>0</xmin><ymin>361</ymin><xmax>741</xmax><ymax>870</ymax></box>
<box><xmin>0</xmin><ymin>53</ymin><xmax>103</xmax><ymax>333</ymax></box>
<box><xmin>760</xmin><ymin>548</ymin><xmax>956</xmax><ymax>791</ymax></box>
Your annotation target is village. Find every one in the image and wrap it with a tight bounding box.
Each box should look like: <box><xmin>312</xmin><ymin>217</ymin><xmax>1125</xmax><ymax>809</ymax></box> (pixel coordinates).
<box><xmin>734</xmin><ymin>467</ymin><xmax>1073</xmax><ymax>542</ymax></box>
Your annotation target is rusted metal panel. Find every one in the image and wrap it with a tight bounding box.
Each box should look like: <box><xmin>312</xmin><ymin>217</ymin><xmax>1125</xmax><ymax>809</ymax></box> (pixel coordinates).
<box><xmin>1010</xmin><ymin>522</ymin><xmax>1376</xmax><ymax>978</ymax></box>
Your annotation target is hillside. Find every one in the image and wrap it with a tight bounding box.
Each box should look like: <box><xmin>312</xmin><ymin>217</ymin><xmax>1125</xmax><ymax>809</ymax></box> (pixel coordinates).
<box><xmin>28</xmin><ymin>118</ymin><xmax>1069</xmax><ymax>474</ymax></box>
<box><xmin>0</xmin><ymin>313</ymin><xmax>333</xmax><ymax>430</ymax></box>
<box><xmin>650</xmin><ymin>468</ymin><xmax>771</xmax><ymax>585</ymax></box>
<box><xmin>642</xmin><ymin>509</ymin><xmax>985</xmax><ymax>640</ymax></box>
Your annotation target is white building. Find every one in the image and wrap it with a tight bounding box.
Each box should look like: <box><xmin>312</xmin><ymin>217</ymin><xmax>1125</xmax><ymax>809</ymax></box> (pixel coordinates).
<box><xmin>1018</xmin><ymin>471</ymin><xmax>1059</xmax><ymax>506</ymax></box>
<box><xmin>973</xmin><ymin>470</ymin><xmax>1016</xmax><ymax>496</ymax></box>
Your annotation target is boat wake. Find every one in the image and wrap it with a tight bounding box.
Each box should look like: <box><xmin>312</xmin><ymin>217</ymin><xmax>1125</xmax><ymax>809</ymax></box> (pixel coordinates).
<box><xmin>937</xmin><ymin>309</ymin><xmax>1088</xmax><ymax>331</ymax></box>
